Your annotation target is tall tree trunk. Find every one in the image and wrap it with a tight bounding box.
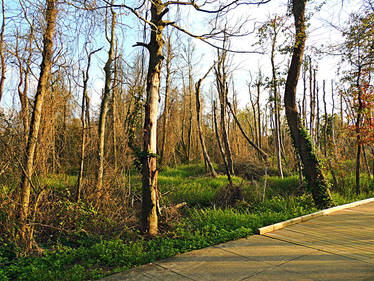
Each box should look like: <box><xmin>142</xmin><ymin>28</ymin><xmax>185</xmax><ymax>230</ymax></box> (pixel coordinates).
<box><xmin>96</xmin><ymin>5</ymin><xmax>116</xmax><ymax>194</ymax></box>
<box><xmin>18</xmin><ymin>0</ymin><xmax>57</xmax><ymax>249</ymax></box>
<box><xmin>271</xmin><ymin>32</ymin><xmax>283</xmax><ymax>178</ymax></box>
<box><xmin>187</xmin><ymin>91</ymin><xmax>193</xmax><ymax>163</ymax></box>
<box><xmin>312</xmin><ymin>68</ymin><xmax>317</xmax><ymax>143</ymax></box>
<box><xmin>195</xmin><ymin>66</ymin><xmax>217</xmax><ymax>177</ymax></box>
<box><xmin>284</xmin><ymin>0</ymin><xmax>332</xmax><ymax>209</ymax></box>
<box><xmin>331</xmin><ymin>80</ymin><xmax>336</xmax><ymax>147</ymax></box>
<box><xmin>112</xmin><ymin>50</ymin><xmax>118</xmax><ymax>172</ymax></box>
<box><xmin>355</xmin><ymin>63</ymin><xmax>363</xmax><ymax>195</ymax></box>
<box><xmin>137</xmin><ymin>1</ymin><xmax>166</xmax><ymax>236</ymax></box>
<box><xmin>302</xmin><ymin>61</ymin><xmax>307</xmax><ymax>126</ymax></box>
<box><xmin>159</xmin><ymin>36</ymin><xmax>172</xmax><ymax>166</ymax></box>
<box><xmin>0</xmin><ymin>0</ymin><xmax>5</xmax><ymax>102</ymax></box>
<box><xmin>309</xmin><ymin>58</ymin><xmax>314</xmax><ymax>136</ymax></box>
<box><xmin>216</xmin><ymin>51</ymin><xmax>234</xmax><ymax>175</ymax></box>
<box><xmin>77</xmin><ymin>71</ymin><xmax>87</xmax><ymax>202</ymax></box>
<box><xmin>323</xmin><ymin>80</ymin><xmax>328</xmax><ymax>157</ymax></box>
<box><xmin>316</xmin><ymin>81</ymin><xmax>320</xmax><ymax>148</ymax></box>
<box><xmin>256</xmin><ymin>81</ymin><xmax>262</xmax><ymax>149</ymax></box>
<box><xmin>77</xmin><ymin>47</ymin><xmax>100</xmax><ymax>202</ymax></box>
<box><xmin>248</xmin><ymin>83</ymin><xmax>258</xmax><ymax>146</ymax></box>
<box><xmin>15</xmin><ymin>28</ymin><xmax>32</xmax><ymax>144</ymax></box>
<box><xmin>340</xmin><ymin>86</ymin><xmax>344</xmax><ymax>128</ymax></box>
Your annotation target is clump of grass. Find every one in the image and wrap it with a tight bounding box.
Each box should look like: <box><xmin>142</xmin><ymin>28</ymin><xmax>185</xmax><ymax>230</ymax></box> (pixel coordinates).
<box><xmin>160</xmin><ymin>163</ymin><xmax>208</xmax><ymax>178</ymax></box>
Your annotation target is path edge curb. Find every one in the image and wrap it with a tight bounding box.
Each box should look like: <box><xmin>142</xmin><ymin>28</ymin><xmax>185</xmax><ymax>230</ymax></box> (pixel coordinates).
<box><xmin>257</xmin><ymin>197</ymin><xmax>374</xmax><ymax>235</ymax></box>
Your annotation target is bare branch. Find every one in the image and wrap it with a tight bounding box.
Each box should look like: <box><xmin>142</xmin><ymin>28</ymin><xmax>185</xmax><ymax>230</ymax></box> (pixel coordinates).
<box><xmin>133</xmin><ymin>42</ymin><xmax>150</xmax><ymax>50</ymax></box>
<box><xmin>170</xmin><ymin>22</ymin><xmax>264</xmax><ymax>54</ymax></box>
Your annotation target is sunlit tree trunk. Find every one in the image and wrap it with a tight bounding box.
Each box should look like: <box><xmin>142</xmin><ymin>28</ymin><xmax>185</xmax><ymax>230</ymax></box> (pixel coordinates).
<box><xmin>256</xmin><ymin>79</ymin><xmax>262</xmax><ymax>149</ymax></box>
<box><xmin>136</xmin><ymin>0</ymin><xmax>167</xmax><ymax>236</ymax></box>
<box><xmin>284</xmin><ymin>0</ymin><xmax>332</xmax><ymax>209</ymax></box>
<box><xmin>160</xmin><ymin>36</ymin><xmax>172</xmax><ymax>166</ymax></box>
<box><xmin>19</xmin><ymin>0</ymin><xmax>57</xmax><ymax>249</ymax></box>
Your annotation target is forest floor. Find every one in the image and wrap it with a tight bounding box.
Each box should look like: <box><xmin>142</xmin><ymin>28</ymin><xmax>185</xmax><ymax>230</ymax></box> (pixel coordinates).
<box><xmin>1</xmin><ymin>163</ymin><xmax>374</xmax><ymax>280</ymax></box>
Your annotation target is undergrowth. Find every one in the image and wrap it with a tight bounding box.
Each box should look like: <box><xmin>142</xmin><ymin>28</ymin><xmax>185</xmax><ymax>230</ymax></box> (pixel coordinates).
<box><xmin>1</xmin><ymin>162</ymin><xmax>373</xmax><ymax>280</ymax></box>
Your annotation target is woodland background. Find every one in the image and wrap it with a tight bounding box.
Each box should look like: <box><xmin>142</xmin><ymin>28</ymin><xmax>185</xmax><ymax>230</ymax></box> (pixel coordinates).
<box><xmin>0</xmin><ymin>0</ymin><xmax>373</xmax><ymax>280</ymax></box>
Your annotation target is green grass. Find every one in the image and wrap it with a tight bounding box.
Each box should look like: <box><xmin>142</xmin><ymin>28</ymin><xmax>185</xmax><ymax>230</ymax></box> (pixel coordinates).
<box><xmin>1</xmin><ymin>163</ymin><xmax>374</xmax><ymax>281</ymax></box>
<box><xmin>0</xmin><ymin>198</ymin><xmax>317</xmax><ymax>281</ymax></box>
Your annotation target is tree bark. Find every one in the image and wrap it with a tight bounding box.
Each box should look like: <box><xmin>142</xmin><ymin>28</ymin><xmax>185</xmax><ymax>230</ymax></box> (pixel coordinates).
<box><xmin>284</xmin><ymin>0</ymin><xmax>332</xmax><ymax>209</ymax></box>
<box><xmin>159</xmin><ymin>36</ymin><xmax>172</xmax><ymax>166</ymax></box>
<box><xmin>18</xmin><ymin>0</ymin><xmax>57</xmax><ymax>249</ymax></box>
<box><xmin>139</xmin><ymin>1</ymin><xmax>166</xmax><ymax>236</ymax></box>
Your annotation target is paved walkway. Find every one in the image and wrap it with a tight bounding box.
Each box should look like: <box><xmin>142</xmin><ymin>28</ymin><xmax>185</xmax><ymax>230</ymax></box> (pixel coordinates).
<box><xmin>102</xmin><ymin>201</ymin><xmax>374</xmax><ymax>281</ymax></box>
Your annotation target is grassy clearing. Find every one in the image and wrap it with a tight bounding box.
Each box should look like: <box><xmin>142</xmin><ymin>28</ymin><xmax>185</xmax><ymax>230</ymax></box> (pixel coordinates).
<box><xmin>1</xmin><ymin>163</ymin><xmax>373</xmax><ymax>280</ymax></box>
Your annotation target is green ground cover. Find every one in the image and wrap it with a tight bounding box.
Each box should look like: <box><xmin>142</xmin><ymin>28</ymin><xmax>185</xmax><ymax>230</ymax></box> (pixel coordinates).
<box><xmin>1</xmin><ymin>163</ymin><xmax>373</xmax><ymax>280</ymax></box>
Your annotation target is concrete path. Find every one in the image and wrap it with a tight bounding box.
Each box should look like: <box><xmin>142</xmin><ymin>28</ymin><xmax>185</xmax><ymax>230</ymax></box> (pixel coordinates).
<box><xmin>101</xmin><ymin>201</ymin><xmax>374</xmax><ymax>281</ymax></box>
